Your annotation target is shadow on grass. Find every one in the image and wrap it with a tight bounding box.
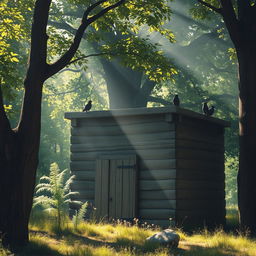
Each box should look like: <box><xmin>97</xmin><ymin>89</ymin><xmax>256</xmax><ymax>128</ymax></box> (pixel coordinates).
<box><xmin>30</xmin><ymin>229</ymin><xmax>163</xmax><ymax>255</ymax></box>
<box><xmin>28</xmin><ymin>227</ymin><xmax>254</xmax><ymax>256</ymax></box>
<box><xmin>13</xmin><ymin>240</ymin><xmax>65</xmax><ymax>256</ymax></box>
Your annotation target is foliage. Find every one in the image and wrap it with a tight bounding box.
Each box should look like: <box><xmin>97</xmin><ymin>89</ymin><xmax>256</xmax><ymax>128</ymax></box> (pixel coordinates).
<box><xmin>225</xmin><ymin>155</ymin><xmax>239</xmax><ymax>205</ymax></box>
<box><xmin>72</xmin><ymin>201</ymin><xmax>89</xmax><ymax>231</ymax></box>
<box><xmin>101</xmin><ymin>36</ymin><xmax>177</xmax><ymax>82</ymax></box>
<box><xmin>21</xmin><ymin>212</ymin><xmax>256</xmax><ymax>256</ymax></box>
<box><xmin>33</xmin><ymin>162</ymin><xmax>80</xmax><ymax>231</ymax></box>
<box><xmin>0</xmin><ymin>0</ymin><xmax>25</xmax><ymax>102</ymax></box>
<box><xmin>46</xmin><ymin>0</ymin><xmax>176</xmax><ymax>83</ymax></box>
<box><xmin>37</xmin><ymin>68</ymin><xmax>108</xmax><ymax>177</ymax></box>
<box><xmin>0</xmin><ymin>1</ymin><xmax>24</xmax><ymax>63</ymax></box>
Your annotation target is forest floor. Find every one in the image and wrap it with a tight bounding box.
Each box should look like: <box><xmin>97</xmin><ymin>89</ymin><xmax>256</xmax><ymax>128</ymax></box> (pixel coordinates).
<box><xmin>1</xmin><ymin>207</ymin><xmax>256</xmax><ymax>256</ymax></box>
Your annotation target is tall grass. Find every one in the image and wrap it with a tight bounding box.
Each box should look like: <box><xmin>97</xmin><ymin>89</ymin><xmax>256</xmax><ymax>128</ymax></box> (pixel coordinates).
<box><xmin>2</xmin><ymin>206</ymin><xmax>255</xmax><ymax>256</ymax></box>
<box><xmin>25</xmin><ymin>209</ymin><xmax>256</xmax><ymax>256</ymax></box>
<box><xmin>2</xmin><ymin>215</ymin><xmax>256</xmax><ymax>256</ymax></box>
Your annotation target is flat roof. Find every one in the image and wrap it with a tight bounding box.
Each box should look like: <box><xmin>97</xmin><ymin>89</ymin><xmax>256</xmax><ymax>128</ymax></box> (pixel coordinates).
<box><xmin>65</xmin><ymin>106</ymin><xmax>230</xmax><ymax>127</ymax></box>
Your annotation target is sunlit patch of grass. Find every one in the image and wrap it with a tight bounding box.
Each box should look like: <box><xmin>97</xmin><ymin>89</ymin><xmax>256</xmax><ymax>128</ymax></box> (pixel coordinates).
<box><xmin>26</xmin><ymin>233</ymin><xmax>170</xmax><ymax>256</ymax></box>
<box><xmin>0</xmin><ymin>244</ymin><xmax>10</xmax><ymax>256</ymax></box>
<box><xmin>29</xmin><ymin>210</ymin><xmax>74</xmax><ymax>237</ymax></box>
<box><xmin>177</xmin><ymin>228</ymin><xmax>256</xmax><ymax>256</ymax></box>
<box><xmin>77</xmin><ymin>222</ymin><xmax>112</xmax><ymax>239</ymax></box>
<box><xmin>26</xmin><ymin>210</ymin><xmax>256</xmax><ymax>256</ymax></box>
<box><xmin>73</xmin><ymin>220</ymin><xmax>157</xmax><ymax>244</ymax></box>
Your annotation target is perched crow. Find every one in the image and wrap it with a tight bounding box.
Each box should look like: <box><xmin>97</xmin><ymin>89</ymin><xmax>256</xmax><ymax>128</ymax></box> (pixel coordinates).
<box><xmin>202</xmin><ymin>102</ymin><xmax>209</xmax><ymax>115</ymax></box>
<box><xmin>208</xmin><ymin>106</ymin><xmax>215</xmax><ymax>116</ymax></box>
<box><xmin>83</xmin><ymin>100</ymin><xmax>92</xmax><ymax>112</ymax></box>
<box><xmin>173</xmin><ymin>94</ymin><xmax>180</xmax><ymax>106</ymax></box>
<box><xmin>202</xmin><ymin>102</ymin><xmax>215</xmax><ymax>116</ymax></box>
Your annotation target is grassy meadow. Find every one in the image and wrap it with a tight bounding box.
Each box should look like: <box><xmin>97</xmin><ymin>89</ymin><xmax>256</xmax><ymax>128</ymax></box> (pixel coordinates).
<box><xmin>1</xmin><ymin>207</ymin><xmax>256</xmax><ymax>256</ymax></box>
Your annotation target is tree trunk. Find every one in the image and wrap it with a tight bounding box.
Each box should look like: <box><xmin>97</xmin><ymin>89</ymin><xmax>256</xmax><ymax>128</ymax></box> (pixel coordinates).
<box><xmin>0</xmin><ymin>78</ymin><xmax>43</xmax><ymax>247</ymax></box>
<box><xmin>100</xmin><ymin>58</ymin><xmax>146</xmax><ymax>108</ymax></box>
<box><xmin>0</xmin><ymin>0</ymin><xmax>125</xmax><ymax>248</ymax></box>
<box><xmin>237</xmin><ymin>46</ymin><xmax>256</xmax><ymax>235</ymax></box>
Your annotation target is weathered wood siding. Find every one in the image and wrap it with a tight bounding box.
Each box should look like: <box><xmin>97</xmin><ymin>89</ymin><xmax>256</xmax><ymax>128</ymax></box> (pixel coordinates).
<box><xmin>175</xmin><ymin>115</ymin><xmax>226</xmax><ymax>228</ymax></box>
<box><xmin>65</xmin><ymin>107</ymin><xmax>228</xmax><ymax>228</ymax></box>
<box><xmin>68</xmin><ymin>111</ymin><xmax>176</xmax><ymax>226</ymax></box>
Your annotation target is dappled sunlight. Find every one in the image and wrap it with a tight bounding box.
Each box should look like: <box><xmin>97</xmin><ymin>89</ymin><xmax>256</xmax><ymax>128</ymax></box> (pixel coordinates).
<box><xmin>2</xmin><ymin>211</ymin><xmax>254</xmax><ymax>256</ymax></box>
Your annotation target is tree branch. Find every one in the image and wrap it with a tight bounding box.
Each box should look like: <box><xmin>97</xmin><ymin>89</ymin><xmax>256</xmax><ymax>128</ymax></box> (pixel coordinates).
<box><xmin>198</xmin><ymin>0</ymin><xmax>240</xmax><ymax>49</ymax></box>
<box><xmin>44</xmin><ymin>83</ymin><xmax>90</xmax><ymax>97</ymax></box>
<box><xmin>219</xmin><ymin>0</ymin><xmax>240</xmax><ymax>47</ymax></box>
<box><xmin>58</xmin><ymin>68</ymin><xmax>83</xmax><ymax>74</ymax></box>
<box><xmin>46</xmin><ymin>0</ymin><xmax>125</xmax><ymax>78</ymax></box>
<box><xmin>67</xmin><ymin>52</ymin><xmax>115</xmax><ymax>66</ymax></box>
<box><xmin>82</xmin><ymin>0</ymin><xmax>107</xmax><ymax>22</ymax></box>
<box><xmin>197</xmin><ymin>0</ymin><xmax>222</xmax><ymax>14</ymax></box>
<box><xmin>87</xmin><ymin>0</ymin><xmax>125</xmax><ymax>24</ymax></box>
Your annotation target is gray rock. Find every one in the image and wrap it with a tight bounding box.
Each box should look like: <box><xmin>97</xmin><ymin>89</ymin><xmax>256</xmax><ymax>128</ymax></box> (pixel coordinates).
<box><xmin>146</xmin><ymin>229</ymin><xmax>180</xmax><ymax>248</ymax></box>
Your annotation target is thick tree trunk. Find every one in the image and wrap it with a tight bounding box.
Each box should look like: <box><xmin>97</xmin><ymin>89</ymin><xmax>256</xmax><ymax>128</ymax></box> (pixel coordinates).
<box><xmin>100</xmin><ymin>58</ymin><xmax>158</xmax><ymax>108</ymax></box>
<box><xmin>237</xmin><ymin>46</ymin><xmax>256</xmax><ymax>235</ymax></box>
<box><xmin>0</xmin><ymin>0</ymin><xmax>125</xmax><ymax>249</ymax></box>
<box><xmin>100</xmin><ymin>58</ymin><xmax>146</xmax><ymax>108</ymax></box>
<box><xmin>0</xmin><ymin>79</ymin><xmax>43</xmax><ymax>247</ymax></box>
<box><xmin>0</xmin><ymin>0</ymin><xmax>49</xmax><ymax>247</ymax></box>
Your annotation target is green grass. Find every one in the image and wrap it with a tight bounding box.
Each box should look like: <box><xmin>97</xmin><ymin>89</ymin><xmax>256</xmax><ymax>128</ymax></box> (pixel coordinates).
<box><xmin>1</xmin><ymin>207</ymin><xmax>256</xmax><ymax>256</ymax></box>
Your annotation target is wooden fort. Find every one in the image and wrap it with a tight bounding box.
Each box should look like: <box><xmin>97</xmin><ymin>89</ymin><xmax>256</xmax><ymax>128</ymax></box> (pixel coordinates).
<box><xmin>65</xmin><ymin>106</ymin><xmax>229</xmax><ymax>228</ymax></box>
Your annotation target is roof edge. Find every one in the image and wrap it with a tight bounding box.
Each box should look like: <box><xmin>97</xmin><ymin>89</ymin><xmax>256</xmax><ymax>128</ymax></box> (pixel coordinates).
<box><xmin>64</xmin><ymin>106</ymin><xmax>230</xmax><ymax>127</ymax></box>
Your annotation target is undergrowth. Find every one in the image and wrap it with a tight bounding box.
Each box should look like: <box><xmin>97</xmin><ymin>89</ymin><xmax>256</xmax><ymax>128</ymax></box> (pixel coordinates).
<box><xmin>1</xmin><ymin>207</ymin><xmax>256</xmax><ymax>256</ymax></box>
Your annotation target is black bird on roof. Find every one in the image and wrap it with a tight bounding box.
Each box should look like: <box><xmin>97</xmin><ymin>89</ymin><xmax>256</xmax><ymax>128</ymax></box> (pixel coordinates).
<box><xmin>202</xmin><ymin>102</ymin><xmax>215</xmax><ymax>116</ymax></box>
<box><xmin>202</xmin><ymin>102</ymin><xmax>209</xmax><ymax>116</ymax></box>
<box><xmin>208</xmin><ymin>106</ymin><xmax>215</xmax><ymax>116</ymax></box>
<box><xmin>83</xmin><ymin>100</ymin><xmax>92</xmax><ymax>112</ymax></box>
<box><xmin>173</xmin><ymin>94</ymin><xmax>180</xmax><ymax>106</ymax></box>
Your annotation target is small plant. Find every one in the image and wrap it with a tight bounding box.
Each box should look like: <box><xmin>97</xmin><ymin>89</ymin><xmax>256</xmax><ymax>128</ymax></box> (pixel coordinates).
<box><xmin>72</xmin><ymin>201</ymin><xmax>89</xmax><ymax>230</ymax></box>
<box><xmin>33</xmin><ymin>162</ymin><xmax>80</xmax><ymax>231</ymax></box>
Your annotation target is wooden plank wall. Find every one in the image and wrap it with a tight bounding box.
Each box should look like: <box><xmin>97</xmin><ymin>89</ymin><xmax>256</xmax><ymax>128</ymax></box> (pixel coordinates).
<box><xmin>175</xmin><ymin>115</ymin><xmax>226</xmax><ymax>228</ymax></box>
<box><xmin>69</xmin><ymin>111</ymin><xmax>226</xmax><ymax>229</ymax></box>
<box><xmin>69</xmin><ymin>113</ymin><xmax>176</xmax><ymax>227</ymax></box>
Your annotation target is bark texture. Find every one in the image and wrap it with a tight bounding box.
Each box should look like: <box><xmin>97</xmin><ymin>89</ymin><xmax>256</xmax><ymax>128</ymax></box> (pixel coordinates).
<box><xmin>237</xmin><ymin>41</ymin><xmax>256</xmax><ymax>235</ymax></box>
<box><xmin>198</xmin><ymin>0</ymin><xmax>256</xmax><ymax>234</ymax></box>
<box><xmin>0</xmin><ymin>0</ymin><xmax>125</xmax><ymax>247</ymax></box>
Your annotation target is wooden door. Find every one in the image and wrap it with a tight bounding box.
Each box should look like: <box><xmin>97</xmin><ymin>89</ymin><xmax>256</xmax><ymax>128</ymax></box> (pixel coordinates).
<box><xmin>95</xmin><ymin>155</ymin><xmax>137</xmax><ymax>220</ymax></box>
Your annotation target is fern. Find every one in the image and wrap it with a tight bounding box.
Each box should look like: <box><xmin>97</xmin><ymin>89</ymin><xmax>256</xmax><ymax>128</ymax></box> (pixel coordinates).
<box><xmin>72</xmin><ymin>202</ymin><xmax>88</xmax><ymax>230</ymax></box>
<box><xmin>33</xmin><ymin>162</ymin><xmax>81</xmax><ymax>231</ymax></box>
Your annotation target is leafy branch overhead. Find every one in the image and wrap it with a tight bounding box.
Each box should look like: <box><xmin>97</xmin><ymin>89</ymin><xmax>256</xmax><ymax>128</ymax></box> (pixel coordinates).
<box><xmin>195</xmin><ymin>0</ymin><xmax>255</xmax><ymax>48</ymax></box>
<box><xmin>45</xmin><ymin>0</ymin><xmax>126</xmax><ymax>79</ymax></box>
<box><xmin>46</xmin><ymin>0</ymin><xmax>175</xmax><ymax>81</ymax></box>
<box><xmin>101</xmin><ymin>36</ymin><xmax>177</xmax><ymax>82</ymax></box>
